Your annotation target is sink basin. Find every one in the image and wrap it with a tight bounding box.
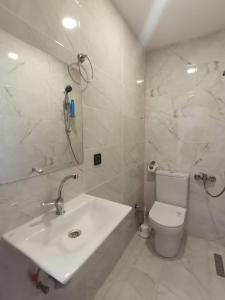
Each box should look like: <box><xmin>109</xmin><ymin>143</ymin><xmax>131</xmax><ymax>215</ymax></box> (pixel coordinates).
<box><xmin>2</xmin><ymin>194</ymin><xmax>132</xmax><ymax>284</ymax></box>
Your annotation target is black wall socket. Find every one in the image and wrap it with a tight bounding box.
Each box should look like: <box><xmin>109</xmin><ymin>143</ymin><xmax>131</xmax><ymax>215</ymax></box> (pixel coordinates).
<box><xmin>94</xmin><ymin>153</ymin><xmax>102</xmax><ymax>166</ymax></box>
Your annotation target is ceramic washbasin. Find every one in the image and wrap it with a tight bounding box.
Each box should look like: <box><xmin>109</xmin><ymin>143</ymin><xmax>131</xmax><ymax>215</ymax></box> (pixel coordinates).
<box><xmin>2</xmin><ymin>194</ymin><xmax>132</xmax><ymax>284</ymax></box>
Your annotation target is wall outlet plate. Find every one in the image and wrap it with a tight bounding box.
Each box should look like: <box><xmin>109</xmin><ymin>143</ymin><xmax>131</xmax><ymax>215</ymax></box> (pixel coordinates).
<box><xmin>94</xmin><ymin>153</ymin><xmax>102</xmax><ymax>166</ymax></box>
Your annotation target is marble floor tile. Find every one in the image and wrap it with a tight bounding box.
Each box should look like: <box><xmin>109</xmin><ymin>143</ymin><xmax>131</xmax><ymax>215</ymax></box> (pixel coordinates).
<box><xmin>94</xmin><ymin>233</ymin><xmax>225</xmax><ymax>300</ymax></box>
<box><xmin>156</xmin><ymin>284</ymin><xmax>181</xmax><ymax>300</ymax></box>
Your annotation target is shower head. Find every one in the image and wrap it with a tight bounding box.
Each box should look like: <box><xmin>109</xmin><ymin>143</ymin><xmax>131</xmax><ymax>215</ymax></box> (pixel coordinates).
<box><xmin>65</xmin><ymin>85</ymin><xmax>72</xmax><ymax>94</ymax></box>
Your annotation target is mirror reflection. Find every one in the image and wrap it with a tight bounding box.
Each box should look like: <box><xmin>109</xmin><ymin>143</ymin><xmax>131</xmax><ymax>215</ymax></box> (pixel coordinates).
<box><xmin>0</xmin><ymin>28</ymin><xmax>83</xmax><ymax>184</ymax></box>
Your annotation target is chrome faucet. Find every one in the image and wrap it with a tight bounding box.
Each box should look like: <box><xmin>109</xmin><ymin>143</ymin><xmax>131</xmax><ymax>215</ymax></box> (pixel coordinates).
<box><xmin>42</xmin><ymin>174</ymin><xmax>78</xmax><ymax>215</ymax></box>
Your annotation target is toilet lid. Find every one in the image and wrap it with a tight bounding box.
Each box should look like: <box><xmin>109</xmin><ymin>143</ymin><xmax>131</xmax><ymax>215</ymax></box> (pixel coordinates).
<box><xmin>149</xmin><ymin>202</ymin><xmax>186</xmax><ymax>228</ymax></box>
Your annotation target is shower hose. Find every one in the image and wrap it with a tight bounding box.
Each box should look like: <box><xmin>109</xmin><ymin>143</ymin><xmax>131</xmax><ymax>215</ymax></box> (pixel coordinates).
<box><xmin>203</xmin><ymin>180</ymin><xmax>225</xmax><ymax>198</ymax></box>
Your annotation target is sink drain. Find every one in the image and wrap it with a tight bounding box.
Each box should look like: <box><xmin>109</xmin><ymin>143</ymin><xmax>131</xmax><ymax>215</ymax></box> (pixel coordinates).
<box><xmin>68</xmin><ymin>229</ymin><xmax>82</xmax><ymax>239</ymax></box>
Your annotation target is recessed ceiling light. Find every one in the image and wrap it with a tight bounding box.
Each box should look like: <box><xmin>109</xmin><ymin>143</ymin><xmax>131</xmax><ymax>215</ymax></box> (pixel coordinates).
<box><xmin>136</xmin><ymin>79</ymin><xmax>144</xmax><ymax>84</ymax></box>
<box><xmin>62</xmin><ymin>17</ymin><xmax>77</xmax><ymax>29</ymax></box>
<box><xmin>8</xmin><ymin>52</ymin><xmax>19</xmax><ymax>60</ymax></box>
<box><xmin>187</xmin><ymin>65</ymin><xmax>197</xmax><ymax>74</ymax></box>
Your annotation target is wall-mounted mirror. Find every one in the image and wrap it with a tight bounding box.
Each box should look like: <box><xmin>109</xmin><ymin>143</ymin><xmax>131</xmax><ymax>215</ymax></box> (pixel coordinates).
<box><xmin>0</xmin><ymin>12</ymin><xmax>83</xmax><ymax>184</ymax></box>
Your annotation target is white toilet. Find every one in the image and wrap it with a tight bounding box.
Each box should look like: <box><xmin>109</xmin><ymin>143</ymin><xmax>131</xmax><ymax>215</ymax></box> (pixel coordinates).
<box><xmin>149</xmin><ymin>170</ymin><xmax>189</xmax><ymax>258</ymax></box>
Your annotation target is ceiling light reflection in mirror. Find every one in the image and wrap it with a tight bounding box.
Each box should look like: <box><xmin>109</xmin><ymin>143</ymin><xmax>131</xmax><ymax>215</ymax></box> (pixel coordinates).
<box><xmin>8</xmin><ymin>52</ymin><xmax>19</xmax><ymax>60</ymax></box>
<box><xmin>62</xmin><ymin>17</ymin><xmax>78</xmax><ymax>29</ymax></box>
<box><xmin>186</xmin><ymin>64</ymin><xmax>198</xmax><ymax>74</ymax></box>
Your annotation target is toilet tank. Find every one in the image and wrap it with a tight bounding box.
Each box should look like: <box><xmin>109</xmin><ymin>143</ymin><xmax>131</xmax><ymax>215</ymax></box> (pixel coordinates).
<box><xmin>156</xmin><ymin>170</ymin><xmax>189</xmax><ymax>208</ymax></box>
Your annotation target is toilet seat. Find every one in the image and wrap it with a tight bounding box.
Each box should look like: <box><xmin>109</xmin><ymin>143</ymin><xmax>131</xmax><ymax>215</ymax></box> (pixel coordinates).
<box><xmin>149</xmin><ymin>201</ymin><xmax>186</xmax><ymax>228</ymax></box>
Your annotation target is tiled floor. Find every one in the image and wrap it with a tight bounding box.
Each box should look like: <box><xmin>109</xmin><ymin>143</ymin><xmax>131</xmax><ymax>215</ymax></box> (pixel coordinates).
<box><xmin>94</xmin><ymin>233</ymin><xmax>225</xmax><ymax>300</ymax></box>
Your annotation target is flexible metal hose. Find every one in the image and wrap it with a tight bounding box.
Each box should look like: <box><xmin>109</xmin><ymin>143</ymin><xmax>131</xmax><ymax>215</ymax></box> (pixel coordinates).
<box><xmin>203</xmin><ymin>180</ymin><xmax>225</xmax><ymax>198</ymax></box>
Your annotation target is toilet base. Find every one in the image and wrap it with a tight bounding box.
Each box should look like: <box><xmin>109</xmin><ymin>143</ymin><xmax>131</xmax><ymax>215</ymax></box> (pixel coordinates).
<box><xmin>154</xmin><ymin>232</ymin><xmax>182</xmax><ymax>258</ymax></box>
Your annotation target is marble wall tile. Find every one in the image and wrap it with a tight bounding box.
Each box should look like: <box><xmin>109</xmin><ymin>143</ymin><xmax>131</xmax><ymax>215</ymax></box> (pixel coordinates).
<box><xmin>88</xmin><ymin>175</ymin><xmax>124</xmax><ymax>204</ymax></box>
<box><xmin>0</xmin><ymin>0</ymin><xmax>146</xmax><ymax>299</ymax></box>
<box><xmin>84</xmin><ymin>145</ymin><xmax>123</xmax><ymax>191</ymax></box>
<box><xmin>122</xmin><ymin>24</ymin><xmax>146</xmax><ymax>88</ymax></box>
<box><xmin>0</xmin><ymin>12</ymin><xmax>74</xmax><ymax>66</ymax></box>
<box><xmin>83</xmin><ymin>65</ymin><xmax>123</xmax><ymax>113</ymax></box>
<box><xmin>0</xmin><ymin>27</ymin><xmax>84</xmax><ymax>183</ymax></box>
<box><xmin>123</xmin><ymin>142</ymin><xmax>144</xmax><ymax>170</ymax></box>
<box><xmin>83</xmin><ymin>106</ymin><xmax>122</xmax><ymax>149</ymax></box>
<box><xmin>123</xmin><ymin>164</ymin><xmax>144</xmax><ymax>208</ymax></box>
<box><xmin>0</xmin><ymin>0</ymin><xmax>80</xmax><ymax>54</ymax></box>
<box><xmin>122</xmin><ymin>85</ymin><xmax>145</xmax><ymax>119</ymax></box>
<box><xmin>79</xmin><ymin>1</ymin><xmax>124</xmax><ymax>83</ymax></box>
<box><xmin>123</xmin><ymin>115</ymin><xmax>144</xmax><ymax>145</ymax></box>
<box><xmin>144</xmin><ymin>28</ymin><xmax>225</xmax><ymax>245</ymax></box>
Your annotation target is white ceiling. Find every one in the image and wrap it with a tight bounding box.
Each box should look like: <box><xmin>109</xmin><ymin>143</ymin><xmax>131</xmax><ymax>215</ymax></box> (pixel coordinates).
<box><xmin>112</xmin><ymin>0</ymin><xmax>225</xmax><ymax>50</ymax></box>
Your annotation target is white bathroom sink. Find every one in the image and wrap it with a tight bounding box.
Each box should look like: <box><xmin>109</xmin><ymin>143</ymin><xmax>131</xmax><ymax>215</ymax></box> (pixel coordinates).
<box><xmin>2</xmin><ymin>194</ymin><xmax>132</xmax><ymax>284</ymax></box>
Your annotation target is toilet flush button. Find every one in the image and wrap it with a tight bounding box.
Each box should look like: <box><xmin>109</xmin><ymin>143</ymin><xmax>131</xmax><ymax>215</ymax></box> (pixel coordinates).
<box><xmin>176</xmin><ymin>211</ymin><xmax>182</xmax><ymax>217</ymax></box>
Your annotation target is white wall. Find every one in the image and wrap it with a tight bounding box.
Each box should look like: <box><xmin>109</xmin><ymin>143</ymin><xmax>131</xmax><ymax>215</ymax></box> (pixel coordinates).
<box><xmin>144</xmin><ymin>29</ymin><xmax>225</xmax><ymax>244</ymax></box>
<box><xmin>0</xmin><ymin>1</ymin><xmax>146</xmax><ymax>299</ymax></box>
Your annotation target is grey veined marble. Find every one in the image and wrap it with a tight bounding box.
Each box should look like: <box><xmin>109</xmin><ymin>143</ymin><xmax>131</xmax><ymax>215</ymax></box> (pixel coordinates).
<box><xmin>144</xmin><ymin>29</ymin><xmax>225</xmax><ymax>245</ymax></box>
<box><xmin>0</xmin><ymin>27</ymin><xmax>83</xmax><ymax>184</ymax></box>
<box><xmin>94</xmin><ymin>233</ymin><xmax>225</xmax><ymax>300</ymax></box>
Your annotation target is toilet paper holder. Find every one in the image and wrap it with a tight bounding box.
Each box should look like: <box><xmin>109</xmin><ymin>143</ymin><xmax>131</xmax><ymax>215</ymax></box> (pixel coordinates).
<box><xmin>147</xmin><ymin>161</ymin><xmax>158</xmax><ymax>173</ymax></box>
